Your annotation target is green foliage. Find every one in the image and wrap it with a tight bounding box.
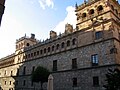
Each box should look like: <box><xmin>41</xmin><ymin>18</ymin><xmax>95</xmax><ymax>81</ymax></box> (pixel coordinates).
<box><xmin>103</xmin><ymin>68</ymin><xmax>120</xmax><ymax>90</ymax></box>
<box><xmin>31</xmin><ymin>66</ymin><xmax>50</xmax><ymax>90</ymax></box>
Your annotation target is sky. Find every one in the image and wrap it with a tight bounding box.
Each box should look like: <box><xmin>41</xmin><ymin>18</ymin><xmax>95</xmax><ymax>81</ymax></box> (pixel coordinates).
<box><xmin>0</xmin><ymin>0</ymin><xmax>120</xmax><ymax>58</ymax></box>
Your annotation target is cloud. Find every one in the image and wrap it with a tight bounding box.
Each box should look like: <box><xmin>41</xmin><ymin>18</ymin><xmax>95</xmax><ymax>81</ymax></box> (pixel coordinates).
<box><xmin>30</xmin><ymin>0</ymin><xmax>34</xmax><ymax>4</ymax></box>
<box><xmin>53</xmin><ymin>6</ymin><xmax>77</xmax><ymax>34</ymax></box>
<box><xmin>0</xmin><ymin>13</ymin><xmax>25</xmax><ymax>58</ymax></box>
<box><xmin>38</xmin><ymin>0</ymin><xmax>54</xmax><ymax>10</ymax></box>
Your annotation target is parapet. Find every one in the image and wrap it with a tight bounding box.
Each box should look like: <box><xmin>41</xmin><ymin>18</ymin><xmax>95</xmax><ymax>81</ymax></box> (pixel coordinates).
<box><xmin>75</xmin><ymin>0</ymin><xmax>99</xmax><ymax>11</ymax></box>
<box><xmin>16</xmin><ymin>33</ymin><xmax>37</xmax><ymax>43</ymax></box>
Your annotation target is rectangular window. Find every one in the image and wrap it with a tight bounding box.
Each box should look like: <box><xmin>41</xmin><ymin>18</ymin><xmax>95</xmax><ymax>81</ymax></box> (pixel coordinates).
<box><xmin>23</xmin><ymin>80</ymin><xmax>26</xmax><ymax>86</ymax></box>
<box><xmin>10</xmin><ymin>81</ymin><xmax>11</xmax><ymax>85</ymax></box>
<box><xmin>25</xmin><ymin>55</ymin><xmax>28</xmax><ymax>59</ymax></box>
<box><xmin>32</xmin><ymin>66</ymin><xmax>35</xmax><ymax>73</ymax></box>
<box><xmin>93</xmin><ymin>76</ymin><xmax>99</xmax><ymax>86</ymax></box>
<box><xmin>5</xmin><ymin>81</ymin><xmax>6</xmax><ymax>85</ymax></box>
<box><xmin>5</xmin><ymin>70</ymin><xmax>7</xmax><ymax>75</ymax></box>
<box><xmin>11</xmin><ymin>71</ymin><xmax>13</xmax><ymax>76</ymax></box>
<box><xmin>53</xmin><ymin>60</ymin><xmax>57</xmax><ymax>71</ymax></box>
<box><xmin>119</xmin><ymin>33</ymin><xmax>120</xmax><ymax>40</ymax></box>
<box><xmin>72</xmin><ymin>78</ymin><xmax>77</xmax><ymax>87</ymax></box>
<box><xmin>72</xmin><ymin>58</ymin><xmax>77</xmax><ymax>69</ymax></box>
<box><xmin>16</xmin><ymin>81</ymin><xmax>18</xmax><ymax>86</ymax></box>
<box><xmin>17</xmin><ymin>68</ymin><xmax>19</xmax><ymax>76</ymax></box>
<box><xmin>95</xmin><ymin>31</ymin><xmax>103</xmax><ymax>40</ymax></box>
<box><xmin>40</xmin><ymin>50</ymin><xmax>43</xmax><ymax>54</ymax></box>
<box><xmin>91</xmin><ymin>54</ymin><xmax>98</xmax><ymax>66</ymax></box>
<box><xmin>23</xmin><ymin>55</ymin><xmax>25</xmax><ymax>59</ymax></box>
<box><xmin>31</xmin><ymin>81</ymin><xmax>33</xmax><ymax>86</ymax></box>
<box><xmin>23</xmin><ymin>66</ymin><xmax>26</xmax><ymax>75</ymax></box>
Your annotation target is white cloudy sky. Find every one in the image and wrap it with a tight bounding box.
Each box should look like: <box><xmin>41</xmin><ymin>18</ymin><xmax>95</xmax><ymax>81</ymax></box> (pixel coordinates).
<box><xmin>0</xmin><ymin>0</ymin><xmax>82</xmax><ymax>58</ymax></box>
<box><xmin>0</xmin><ymin>0</ymin><xmax>120</xmax><ymax>58</ymax></box>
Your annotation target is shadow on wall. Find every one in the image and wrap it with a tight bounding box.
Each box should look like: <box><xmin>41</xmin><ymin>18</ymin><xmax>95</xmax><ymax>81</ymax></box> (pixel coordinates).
<box><xmin>13</xmin><ymin>64</ymin><xmax>49</xmax><ymax>90</ymax></box>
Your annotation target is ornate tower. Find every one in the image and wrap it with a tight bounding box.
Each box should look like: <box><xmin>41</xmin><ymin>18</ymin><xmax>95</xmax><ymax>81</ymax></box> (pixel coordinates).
<box><xmin>75</xmin><ymin>0</ymin><xmax>120</xmax><ymax>61</ymax></box>
<box><xmin>0</xmin><ymin>0</ymin><xmax>5</xmax><ymax>26</ymax></box>
<box><xmin>15</xmin><ymin>34</ymin><xmax>38</xmax><ymax>63</ymax></box>
<box><xmin>75</xmin><ymin>0</ymin><xmax>120</xmax><ymax>31</ymax></box>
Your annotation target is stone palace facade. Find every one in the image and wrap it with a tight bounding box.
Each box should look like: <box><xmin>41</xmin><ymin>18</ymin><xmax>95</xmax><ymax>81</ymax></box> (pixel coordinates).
<box><xmin>0</xmin><ymin>0</ymin><xmax>120</xmax><ymax>90</ymax></box>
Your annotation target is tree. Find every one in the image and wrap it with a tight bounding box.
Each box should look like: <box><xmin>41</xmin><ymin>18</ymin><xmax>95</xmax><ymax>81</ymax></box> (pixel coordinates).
<box><xmin>103</xmin><ymin>68</ymin><xmax>120</xmax><ymax>90</ymax></box>
<box><xmin>31</xmin><ymin>66</ymin><xmax>50</xmax><ymax>90</ymax></box>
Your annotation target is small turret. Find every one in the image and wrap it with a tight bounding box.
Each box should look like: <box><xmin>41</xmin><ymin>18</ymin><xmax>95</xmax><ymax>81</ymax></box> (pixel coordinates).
<box><xmin>31</xmin><ymin>33</ymin><xmax>35</xmax><ymax>39</ymax></box>
<box><xmin>75</xmin><ymin>3</ymin><xmax>78</xmax><ymax>9</ymax></box>
<box><xmin>84</xmin><ymin>0</ymin><xmax>87</xmax><ymax>4</ymax></box>
<box><xmin>16</xmin><ymin>34</ymin><xmax>38</xmax><ymax>52</ymax></box>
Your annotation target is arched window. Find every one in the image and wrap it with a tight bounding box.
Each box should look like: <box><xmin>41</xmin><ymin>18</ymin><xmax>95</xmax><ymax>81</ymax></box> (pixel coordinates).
<box><xmin>72</xmin><ymin>38</ymin><xmax>76</xmax><ymax>45</ymax></box>
<box><xmin>52</xmin><ymin>45</ymin><xmax>54</xmax><ymax>51</ymax></box>
<box><xmin>67</xmin><ymin>40</ymin><xmax>70</xmax><ymax>47</ymax></box>
<box><xmin>16</xmin><ymin>45</ymin><xmax>18</xmax><ymax>49</ymax></box>
<box><xmin>89</xmin><ymin>9</ymin><xmax>94</xmax><ymax>15</ymax></box>
<box><xmin>37</xmin><ymin>51</ymin><xmax>39</xmax><ymax>55</ymax></box>
<box><xmin>40</xmin><ymin>50</ymin><xmax>43</xmax><ymax>54</ymax></box>
<box><xmin>19</xmin><ymin>44</ymin><xmax>20</xmax><ymax>48</ymax></box>
<box><xmin>48</xmin><ymin>47</ymin><xmax>50</xmax><ymax>52</ymax></box>
<box><xmin>61</xmin><ymin>42</ymin><xmax>65</xmax><ymax>48</ymax></box>
<box><xmin>82</xmin><ymin>13</ymin><xmax>87</xmax><ymax>18</ymax></box>
<box><xmin>34</xmin><ymin>52</ymin><xmax>36</xmax><ymax>56</ymax></box>
<box><xmin>115</xmin><ymin>9</ymin><xmax>118</xmax><ymax>15</ymax></box>
<box><xmin>31</xmin><ymin>53</ymin><xmax>33</xmax><ymax>57</ymax></box>
<box><xmin>44</xmin><ymin>48</ymin><xmax>46</xmax><ymax>53</ymax></box>
<box><xmin>111</xmin><ymin>5</ymin><xmax>114</xmax><ymax>11</ymax></box>
<box><xmin>26</xmin><ymin>43</ymin><xmax>29</xmax><ymax>46</ymax></box>
<box><xmin>28</xmin><ymin>54</ymin><xmax>30</xmax><ymax>58</ymax></box>
<box><xmin>21</xmin><ymin>43</ymin><xmax>23</xmax><ymax>47</ymax></box>
<box><xmin>56</xmin><ymin>44</ymin><xmax>59</xmax><ymax>50</ymax></box>
<box><xmin>97</xmin><ymin>5</ymin><xmax>103</xmax><ymax>12</ymax></box>
<box><xmin>25</xmin><ymin>55</ymin><xmax>28</xmax><ymax>59</ymax></box>
<box><xmin>110</xmin><ymin>46</ymin><xmax>117</xmax><ymax>54</ymax></box>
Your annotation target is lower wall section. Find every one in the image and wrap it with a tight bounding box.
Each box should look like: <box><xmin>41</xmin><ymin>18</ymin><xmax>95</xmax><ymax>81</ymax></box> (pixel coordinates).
<box><xmin>8</xmin><ymin>65</ymin><xmax>117</xmax><ymax>90</ymax></box>
<box><xmin>52</xmin><ymin>67</ymin><xmax>107</xmax><ymax>90</ymax></box>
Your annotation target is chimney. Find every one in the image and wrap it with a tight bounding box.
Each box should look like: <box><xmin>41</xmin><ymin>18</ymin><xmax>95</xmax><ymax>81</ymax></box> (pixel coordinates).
<box><xmin>31</xmin><ymin>34</ymin><xmax>35</xmax><ymax>39</ymax></box>
<box><xmin>65</xmin><ymin>23</ymin><xmax>73</xmax><ymax>34</ymax></box>
<box><xmin>50</xmin><ymin>30</ymin><xmax>57</xmax><ymax>39</ymax></box>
